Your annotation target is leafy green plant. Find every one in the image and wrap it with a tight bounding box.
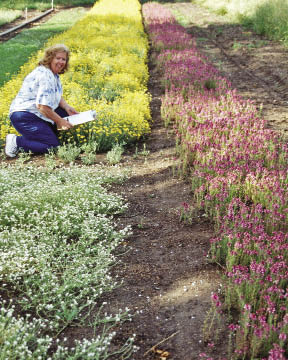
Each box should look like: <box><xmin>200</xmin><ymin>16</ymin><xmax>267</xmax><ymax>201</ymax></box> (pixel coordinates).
<box><xmin>81</xmin><ymin>140</ymin><xmax>99</xmax><ymax>154</ymax></box>
<box><xmin>57</xmin><ymin>143</ymin><xmax>81</xmax><ymax>163</ymax></box>
<box><xmin>232</xmin><ymin>41</ymin><xmax>244</xmax><ymax>50</ymax></box>
<box><xmin>106</xmin><ymin>143</ymin><xmax>125</xmax><ymax>165</ymax></box>
<box><xmin>80</xmin><ymin>141</ymin><xmax>99</xmax><ymax>165</ymax></box>
<box><xmin>204</xmin><ymin>78</ymin><xmax>217</xmax><ymax>90</ymax></box>
<box><xmin>81</xmin><ymin>152</ymin><xmax>97</xmax><ymax>165</ymax></box>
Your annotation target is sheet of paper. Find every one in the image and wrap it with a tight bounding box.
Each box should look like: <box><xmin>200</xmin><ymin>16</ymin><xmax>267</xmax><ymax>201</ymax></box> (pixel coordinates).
<box><xmin>65</xmin><ymin>110</ymin><xmax>97</xmax><ymax>126</ymax></box>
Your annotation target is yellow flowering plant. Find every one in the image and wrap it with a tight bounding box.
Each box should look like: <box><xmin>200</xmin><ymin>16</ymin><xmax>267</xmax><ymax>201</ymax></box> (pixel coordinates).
<box><xmin>0</xmin><ymin>0</ymin><xmax>151</xmax><ymax>150</ymax></box>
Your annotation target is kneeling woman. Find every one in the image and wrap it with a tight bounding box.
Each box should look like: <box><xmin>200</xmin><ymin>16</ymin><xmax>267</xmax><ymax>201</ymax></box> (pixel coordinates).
<box><xmin>5</xmin><ymin>43</ymin><xmax>78</xmax><ymax>157</ymax></box>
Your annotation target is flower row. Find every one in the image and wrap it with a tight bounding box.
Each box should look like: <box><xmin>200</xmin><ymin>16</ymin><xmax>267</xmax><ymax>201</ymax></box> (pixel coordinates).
<box><xmin>0</xmin><ymin>0</ymin><xmax>151</xmax><ymax>150</ymax></box>
<box><xmin>143</xmin><ymin>3</ymin><xmax>287</xmax><ymax>359</ymax></box>
<box><xmin>0</xmin><ymin>164</ymin><xmax>133</xmax><ymax>357</ymax></box>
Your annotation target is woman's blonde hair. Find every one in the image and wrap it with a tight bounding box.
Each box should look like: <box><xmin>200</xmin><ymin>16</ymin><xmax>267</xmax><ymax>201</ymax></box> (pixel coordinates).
<box><xmin>39</xmin><ymin>43</ymin><xmax>70</xmax><ymax>74</ymax></box>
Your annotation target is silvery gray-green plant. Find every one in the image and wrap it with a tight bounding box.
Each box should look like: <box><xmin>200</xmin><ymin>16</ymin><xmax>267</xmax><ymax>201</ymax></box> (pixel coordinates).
<box><xmin>106</xmin><ymin>143</ymin><xmax>125</xmax><ymax>165</ymax></box>
<box><xmin>81</xmin><ymin>152</ymin><xmax>97</xmax><ymax>165</ymax></box>
<box><xmin>57</xmin><ymin>143</ymin><xmax>81</xmax><ymax>163</ymax></box>
<box><xmin>0</xmin><ymin>163</ymin><xmax>134</xmax><ymax>358</ymax></box>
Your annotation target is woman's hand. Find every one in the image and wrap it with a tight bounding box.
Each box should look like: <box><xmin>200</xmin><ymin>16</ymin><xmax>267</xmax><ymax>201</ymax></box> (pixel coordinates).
<box><xmin>37</xmin><ymin>104</ymin><xmax>73</xmax><ymax>130</ymax></box>
<box><xmin>65</xmin><ymin>104</ymin><xmax>78</xmax><ymax>116</ymax></box>
<box><xmin>56</xmin><ymin>117</ymin><xmax>73</xmax><ymax>130</ymax></box>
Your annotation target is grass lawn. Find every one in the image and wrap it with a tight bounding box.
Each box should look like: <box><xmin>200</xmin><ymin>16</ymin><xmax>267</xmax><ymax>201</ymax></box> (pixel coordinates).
<box><xmin>0</xmin><ymin>9</ymin><xmax>22</xmax><ymax>26</ymax></box>
<box><xmin>0</xmin><ymin>7</ymin><xmax>87</xmax><ymax>86</ymax></box>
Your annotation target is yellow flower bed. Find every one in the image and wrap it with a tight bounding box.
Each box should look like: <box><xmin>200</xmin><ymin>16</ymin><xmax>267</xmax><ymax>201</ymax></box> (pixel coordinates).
<box><xmin>0</xmin><ymin>0</ymin><xmax>151</xmax><ymax>150</ymax></box>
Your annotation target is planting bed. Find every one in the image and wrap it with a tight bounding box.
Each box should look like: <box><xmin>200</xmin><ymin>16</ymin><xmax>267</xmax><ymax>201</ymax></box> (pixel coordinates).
<box><xmin>1</xmin><ymin>2</ymin><xmax>287</xmax><ymax>359</ymax></box>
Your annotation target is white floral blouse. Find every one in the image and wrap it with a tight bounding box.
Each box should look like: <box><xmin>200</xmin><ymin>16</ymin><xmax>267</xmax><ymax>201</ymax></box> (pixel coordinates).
<box><xmin>9</xmin><ymin>65</ymin><xmax>63</xmax><ymax>124</ymax></box>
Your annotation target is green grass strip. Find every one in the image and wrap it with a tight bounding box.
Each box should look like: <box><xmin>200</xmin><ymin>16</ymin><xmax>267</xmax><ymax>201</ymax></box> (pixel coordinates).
<box><xmin>0</xmin><ymin>9</ymin><xmax>22</xmax><ymax>26</ymax></box>
<box><xmin>0</xmin><ymin>0</ymin><xmax>95</xmax><ymax>11</ymax></box>
<box><xmin>0</xmin><ymin>7</ymin><xmax>87</xmax><ymax>86</ymax></box>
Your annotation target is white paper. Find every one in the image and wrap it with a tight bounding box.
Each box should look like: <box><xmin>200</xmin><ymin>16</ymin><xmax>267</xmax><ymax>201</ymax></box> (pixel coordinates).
<box><xmin>65</xmin><ymin>110</ymin><xmax>97</xmax><ymax>126</ymax></box>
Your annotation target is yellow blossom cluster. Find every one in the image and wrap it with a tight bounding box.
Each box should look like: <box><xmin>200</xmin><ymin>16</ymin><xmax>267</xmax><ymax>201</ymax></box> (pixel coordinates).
<box><xmin>0</xmin><ymin>0</ymin><xmax>151</xmax><ymax>150</ymax></box>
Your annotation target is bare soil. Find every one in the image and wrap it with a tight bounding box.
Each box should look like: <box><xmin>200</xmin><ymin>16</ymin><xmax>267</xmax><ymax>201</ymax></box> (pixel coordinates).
<box><xmin>2</xmin><ymin>2</ymin><xmax>288</xmax><ymax>359</ymax></box>
<box><xmin>99</xmin><ymin>3</ymin><xmax>288</xmax><ymax>359</ymax></box>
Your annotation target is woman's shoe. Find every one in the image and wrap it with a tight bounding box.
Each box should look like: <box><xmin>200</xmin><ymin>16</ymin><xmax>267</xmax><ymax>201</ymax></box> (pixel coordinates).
<box><xmin>5</xmin><ymin>134</ymin><xmax>18</xmax><ymax>157</ymax></box>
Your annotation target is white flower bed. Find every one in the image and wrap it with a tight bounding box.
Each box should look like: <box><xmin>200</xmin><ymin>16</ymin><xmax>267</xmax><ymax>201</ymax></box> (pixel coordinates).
<box><xmin>0</xmin><ymin>164</ymin><xmax>134</xmax><ymax>358</ymax></box>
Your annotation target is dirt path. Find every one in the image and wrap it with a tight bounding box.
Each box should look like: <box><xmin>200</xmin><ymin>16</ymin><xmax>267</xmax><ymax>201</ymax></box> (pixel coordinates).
<box><xmin>102</xmin><ymin>58</ymin><xmax>225</xmax><ymax>359</ymax></box>
<box><xmin>100</xmin><ymin>3</ymin><xmax>288</xmax><ymax>360</ymax></box>
<box><xmin>110</xmin><ymin>51</ymin><xmax>231</xmax><ymax>356</ymax></box>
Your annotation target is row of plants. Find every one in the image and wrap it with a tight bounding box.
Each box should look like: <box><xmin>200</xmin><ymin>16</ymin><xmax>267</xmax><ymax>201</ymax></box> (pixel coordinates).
<box><xmin>0</xmin><ymin>161</ymin><xmax>135</xmax><ymax>358</ymax></box>
<box><xmin>143</xmin><ymin>3</ymin><xmax>287</xmax><ymax>359</ymax></box>
<box><xmin>0</xmin><ymin>0</ymin><xmax>151</xmax><ymax>151</ymax></box>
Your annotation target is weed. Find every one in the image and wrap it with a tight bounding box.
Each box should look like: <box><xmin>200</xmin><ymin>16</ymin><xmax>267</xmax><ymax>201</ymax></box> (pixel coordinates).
<box><xmin>232</xmin><ymin>42</ymin><xmax>244</xmax><ymax>50</ymax></box>
<box><xmin>202</xmin><ymin>293</ymin><xmax>223</xmax><ymax>343</ymax></box>
<box><xmin>137</xmin><ymin>220</ymin><xmax>144</xmax><ymax>229</ymax></box>
<box><xmin>204</xmin><ymin>78</ymin><xmax>217</xmax><ymax>90</ymax></box>
<box><xmin>216</xmin><ymin>7</ymin><xmax>228</xmax><ymax>16</ymax></box>
<box><xmin>134</xmin><ymin>143</ymin><xmax>150</xmax><ymax>158</ymax></box>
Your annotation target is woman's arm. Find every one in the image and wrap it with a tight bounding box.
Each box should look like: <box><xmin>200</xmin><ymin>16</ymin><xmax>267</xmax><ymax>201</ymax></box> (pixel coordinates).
<box><xmin>59</xmin><ymin>97</ymin><xmax>78</xmax><ymax>116</ymax></box>
<box><xmin>37</xmin><ymin>104</ymin><xmax>73</xmax><ymax>130</ymax></box>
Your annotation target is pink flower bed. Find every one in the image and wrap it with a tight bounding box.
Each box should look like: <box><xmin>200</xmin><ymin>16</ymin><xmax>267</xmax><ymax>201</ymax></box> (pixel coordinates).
<box><xmin>143</xmin><ymin>2</ymin><xmax>288</xmax><ymax>359</ymax></box>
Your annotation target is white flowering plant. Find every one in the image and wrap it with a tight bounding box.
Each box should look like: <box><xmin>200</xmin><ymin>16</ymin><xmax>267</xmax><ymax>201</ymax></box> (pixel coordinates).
<box><xmin>0</xmin><ymin>163</ymin><xmax>135</xmax><ymax>358</ymax></box>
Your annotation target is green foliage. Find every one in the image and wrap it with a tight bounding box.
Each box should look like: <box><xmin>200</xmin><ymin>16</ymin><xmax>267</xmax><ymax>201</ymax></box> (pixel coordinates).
<box><xmin>0</xmin><ymin>0</ymin><xmax>95</xmax><ymax>11</ymax></box>
<box><xmin>194</xmin><ymin>0</ymin><xmax>288</xmax><ymax>44</ymax></box>
<box><xmin>106</xmin><ymin>142</ymin><xmax>125</xmax><ymax>165</ymax></box>
<box><xmin>81</xmin><ymin>151</ymin><xmax>97</xmax><ymax>164</ymax></box>
<box><xmin>250</xmin><ymin>0</ymin><xmax>288</xmax><ymax>41</ymax></box>
<box><xmin>216</xmin><ymin>6</ymin><xmax>227</xmax><ymax>16</ymax></box>
<box><xmin>57</xmin><ymin>142</ymin><xmax>81</xmax><ymax>163</ymax></box>
<box><xmin>0</xmin><ymin>9</ymin><xmax>22</xmax><ymax>26</ymax></box>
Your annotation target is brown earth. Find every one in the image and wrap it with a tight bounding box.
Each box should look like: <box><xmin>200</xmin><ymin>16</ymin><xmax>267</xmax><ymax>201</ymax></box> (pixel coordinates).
<box><xmin>2</xmin><ymin>2</ymin><xmax>288</xmax><ymax>359</ymax></box>
<box><xmin>99</xmin><ymin>3</ymin><xmax>288</xmax><ymax>360</ymax></box>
